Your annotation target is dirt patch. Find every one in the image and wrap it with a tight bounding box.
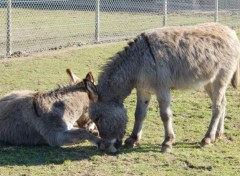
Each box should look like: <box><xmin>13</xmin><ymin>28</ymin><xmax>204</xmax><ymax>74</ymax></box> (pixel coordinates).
<box><xmin>0</xmin><ymin>38</ymin><xmax>130</xmax><ymax>63</ymax></box>
<box><xmin>182</xmin><ymin>160</ymin><xmax>213</xmax><ymax>171</ymax></box>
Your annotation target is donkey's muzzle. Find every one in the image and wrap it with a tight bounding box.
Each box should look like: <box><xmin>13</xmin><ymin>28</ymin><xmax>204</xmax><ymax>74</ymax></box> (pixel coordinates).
<box><xmin>114</xmin><ymin>139</ymin><xmax>122</xmax><ymax>149</ymax></box>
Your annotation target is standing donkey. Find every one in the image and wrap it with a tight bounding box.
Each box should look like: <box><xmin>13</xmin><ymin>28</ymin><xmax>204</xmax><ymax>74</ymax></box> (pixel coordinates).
<box><xmin>84</xmin><ymin>23</ymin><xmax>240</xmax><ymax>153</ymax></box>
<box><xmin>0</xmin><ymin>69</ymin><xmax>99</xmax><ymax>146</ymax></box>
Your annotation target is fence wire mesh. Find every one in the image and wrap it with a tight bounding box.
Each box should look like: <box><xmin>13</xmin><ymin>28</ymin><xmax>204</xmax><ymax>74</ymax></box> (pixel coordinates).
<box><xmin>0</xmin><ymin>0</ymin><xmax>240</xmax><ymax>57</ymax></box>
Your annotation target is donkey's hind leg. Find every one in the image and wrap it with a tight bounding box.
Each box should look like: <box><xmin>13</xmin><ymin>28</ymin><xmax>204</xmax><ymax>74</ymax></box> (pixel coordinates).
<box><xmin>204</xmin><ymin>83</ymin><xmax>226</xmax><ymax>141</ymax></box>
<box><xmin>45</xmin><ymin>128</ymin><xmax>101</xmax><ymax>147</ymax></box>
<box><xmin>125</xmin><ymin>90</ymin><xmax>151</xmax><ymax>148</ymax></box>
<box><xmin>202</xmin><ymin>80</ymin><xmax>228</xmax><ymax>146</ymax></box>
<box><xmin>157</xmin><ymin>88</ymin><xmax>175</xmax><ymax>153</ymax></box>
<box><xmin>216</xmin><ymin>96</ymin><xmax>226</xmax><ymax>139</ymax></box>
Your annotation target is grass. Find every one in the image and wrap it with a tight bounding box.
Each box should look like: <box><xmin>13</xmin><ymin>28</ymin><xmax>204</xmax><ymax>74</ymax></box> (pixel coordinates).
<box><xmin>0</xmin><ymin>32</ymin><xmax>240</xmax><ymax>175</ymax></box>
<box><xmin>0</xmin><ymin>8</ymin><xmax>240</xmax><ymax>56</ymax></box>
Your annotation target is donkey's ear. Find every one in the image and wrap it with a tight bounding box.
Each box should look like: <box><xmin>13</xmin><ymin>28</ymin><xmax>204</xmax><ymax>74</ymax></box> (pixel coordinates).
<box><xmin>66</xmin><ymin>68</ymin><xmax>81</xmax><ymax>84</ymax></box>
<box><xmin>83</xmin><ymin>79</ymin><xmax>98</xmax><ymax>103</ymax></box>
<box><xmin>85</xmin><ymin>72</ymin><xmax>94</xmax><ymax>83</ymax></box>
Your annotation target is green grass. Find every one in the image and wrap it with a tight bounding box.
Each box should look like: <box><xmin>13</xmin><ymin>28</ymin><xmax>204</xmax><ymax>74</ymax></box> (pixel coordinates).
<box><xmin>0</xmin><ymin>8</ymin><xmax>239</xmax><ymax>56</ymax></box>
<box><xmin>0</xmin><ymin>32</ymin><xmax>240</xmax><ymax>175</ymax></box>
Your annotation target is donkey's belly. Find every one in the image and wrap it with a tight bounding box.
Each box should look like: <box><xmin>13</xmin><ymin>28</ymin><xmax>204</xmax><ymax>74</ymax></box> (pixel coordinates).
<box><xmin>172</xmin><ymin>80</ymin><xmax>209</xmax><ymax>90</ymax></box>
<box><xmin>0</xmin><ymin>118</ymin><xmax>47</xmax><ymax>145</ymax></box>
<box><xmin>168</xmin><ymin>64</ymin><xmax>219</xmax><ymax>90</ymax></box>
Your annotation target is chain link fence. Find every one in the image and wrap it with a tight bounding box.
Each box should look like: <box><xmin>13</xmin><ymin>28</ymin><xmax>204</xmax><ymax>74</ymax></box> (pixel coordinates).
<box><xmin>0</xmin><ymin>0</ymin><xmax>240</xmax><ymax>58</ymax></box>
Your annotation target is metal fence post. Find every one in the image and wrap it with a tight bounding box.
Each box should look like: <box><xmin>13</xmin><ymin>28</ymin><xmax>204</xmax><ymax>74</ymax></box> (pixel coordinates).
<box><xmin>214</xmin><ymin>0</ymin><xmax>218</xmax><ymax>22</ymax></box>
<box><xmin>163</xmin><ymin>0</ymin><xmax>167</xmax><ymax>26</ymax></box>
<box><xmin>95</xmin><ymin>0</ymin><xmax>100</xmax><ymax>42</ymax></box>
<box><xmin>6</xmin><ymin>0</ymin><xmax>12</xmax><ymax>57</ymax></box>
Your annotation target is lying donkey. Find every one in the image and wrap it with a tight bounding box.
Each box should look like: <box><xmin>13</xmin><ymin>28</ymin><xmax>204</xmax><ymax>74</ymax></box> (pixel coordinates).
<box><xmin>0</xmin><ymin>69</ymin><xmax>99</xmax><ymax>146</ymax></box>
<box><xmin>84</xmin><ymin>23</ymin><xmax>240</xmax><ymax>153</ymax></box>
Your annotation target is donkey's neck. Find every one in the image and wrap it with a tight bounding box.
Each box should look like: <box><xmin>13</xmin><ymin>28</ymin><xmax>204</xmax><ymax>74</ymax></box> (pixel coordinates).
<box><xmin>33</xmin><ymin>84</ymin><xmax>88</xmax><ymax>117</ymax></box>
<box><xmin>97</xmin><ymin>35</ymin><xmax>148</xmax><ymax>105</ymax></box>
<box><xmin>97</xmin><ymin>74</ymin><xmax>135</xmax><ymax>105</ymax></box>
<box><xmin>36</xmin><ymin>84</ymin><xmax>86</xmax><ymax>104</ymax></box>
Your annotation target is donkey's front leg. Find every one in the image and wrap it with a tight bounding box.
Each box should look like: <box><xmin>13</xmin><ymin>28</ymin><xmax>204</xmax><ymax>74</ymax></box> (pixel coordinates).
<box><xmin>157</xmin><ymin>89</ymin><xmax>175</xmax><ymax>152</ymax></box>
<box><xmin>45</xmin><ymin>128</ymin><xmax>101</xmax><ymax>147</ymax></box>
<box><xmin>125</xmin><ymin>90</ymin><xmax>151</xmax><ymax>148</ymax></box>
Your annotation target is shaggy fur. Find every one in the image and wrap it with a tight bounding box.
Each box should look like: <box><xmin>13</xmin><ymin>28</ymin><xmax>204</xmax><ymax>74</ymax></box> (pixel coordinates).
<box><xmin>0</xmin><ymin>71</ymin><xmax>100</xmax><ymax>146</ymax></box>
<box><xmin>89</xmin><ymin>103</ymin><xmax>126</xmax><ymax>139</ymax></box>
<box><xmin>87</xmin><ymin>23</ymin><xmax>240</xmax><ymax>152</ymax></box>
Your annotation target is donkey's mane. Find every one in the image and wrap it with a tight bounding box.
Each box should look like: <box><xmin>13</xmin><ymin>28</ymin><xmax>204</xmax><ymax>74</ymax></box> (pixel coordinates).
<box><xmin>32</xmin><ymin>83</ymin><xmax>86</xmax><ymax>117</ymax></box>
<box><xmin>34</xmin><ymin>83</ymin><xmax>86</xmax><ymax>99</ymax></box>
<box><xmin>97</xmin><ymin>34</ymin><xmax>148</xmax><ymax>103</ymax></box>
<box><xmin>99</xmin><ymin>36</ymin><xmax>141</xmax><ymax>81</ymax></box>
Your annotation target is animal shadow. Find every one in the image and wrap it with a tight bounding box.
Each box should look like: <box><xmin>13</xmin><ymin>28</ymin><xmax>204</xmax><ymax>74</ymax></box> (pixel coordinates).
<box><xmin>173</xmin><ymin>141</ymin><xmax>201</xmax><ymax>149</ymax></box>
<box><xmin>0</xmin><ymin>143</ymin><xmax>102</xmax><ymax>166</ymax></box>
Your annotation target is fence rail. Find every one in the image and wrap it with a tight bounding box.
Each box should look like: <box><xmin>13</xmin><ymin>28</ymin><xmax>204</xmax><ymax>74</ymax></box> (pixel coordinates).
<box><xmin>0</xmin><ymin>0</ymin><xmax>240</xmax><ymax>57</ymax></box>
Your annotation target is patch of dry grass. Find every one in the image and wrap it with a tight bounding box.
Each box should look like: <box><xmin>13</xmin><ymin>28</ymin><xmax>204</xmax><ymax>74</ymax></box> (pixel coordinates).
<box><xmin>0</xmin><ymin>32</ymin><xmax>240</xmax><ymax>175</ymax></box>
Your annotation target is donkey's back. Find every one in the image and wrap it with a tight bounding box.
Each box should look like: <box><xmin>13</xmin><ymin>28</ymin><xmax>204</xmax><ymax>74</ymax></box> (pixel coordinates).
<box><xmin>145</xmin><ymin>23</ymin><xmax>240</xmax><ymax>90</ymax></box>
<box><xmin>0</xmin><ymin>91</ymin><xmax>45</xmax><ymax>145</ymax></box>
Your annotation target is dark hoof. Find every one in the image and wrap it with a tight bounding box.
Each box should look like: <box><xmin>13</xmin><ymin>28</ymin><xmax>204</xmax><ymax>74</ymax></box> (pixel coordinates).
<box><xmin>124</xmin><ymin>137</ymin><xmax>138</xmax><ymax>148</ymax></box>
<box><xmin>161</xmin><ymin>144</ymin><xmax>172</xmax><ymax>153</ymax></box>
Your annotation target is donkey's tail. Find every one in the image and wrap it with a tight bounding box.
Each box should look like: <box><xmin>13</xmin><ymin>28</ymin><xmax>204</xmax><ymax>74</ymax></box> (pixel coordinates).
<box><xmin>231</xmin><ymin>61</ymin><xmax>240</xmax><ymax>89</ymax></box>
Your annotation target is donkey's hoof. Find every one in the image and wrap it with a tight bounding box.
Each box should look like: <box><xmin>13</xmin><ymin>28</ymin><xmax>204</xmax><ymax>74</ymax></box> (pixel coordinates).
<box><xmin>161</xmin><ymin>144</ymin><xmax>172</xmax><ymax>153</ymax></box>
<box><xmin>124</xmin><ymin>137</ymin><xmax>138</xmax><ymax>148</ymax></box>
<box><xmin>201</xmin><ymin>137</ymin><xmax>213</xmax><ymax>147</ymax></box>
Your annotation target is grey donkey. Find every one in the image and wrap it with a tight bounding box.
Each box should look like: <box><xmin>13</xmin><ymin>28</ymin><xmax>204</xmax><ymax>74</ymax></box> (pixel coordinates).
<box><xmin>84</xmin><ymin>23</ymin><xmax>240</xmax><ymax>153</ymax></box>
<box><xmin>0</xmin><ymin>69</ymin><xmax>99</xmax><ymax>146</ymax></box>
